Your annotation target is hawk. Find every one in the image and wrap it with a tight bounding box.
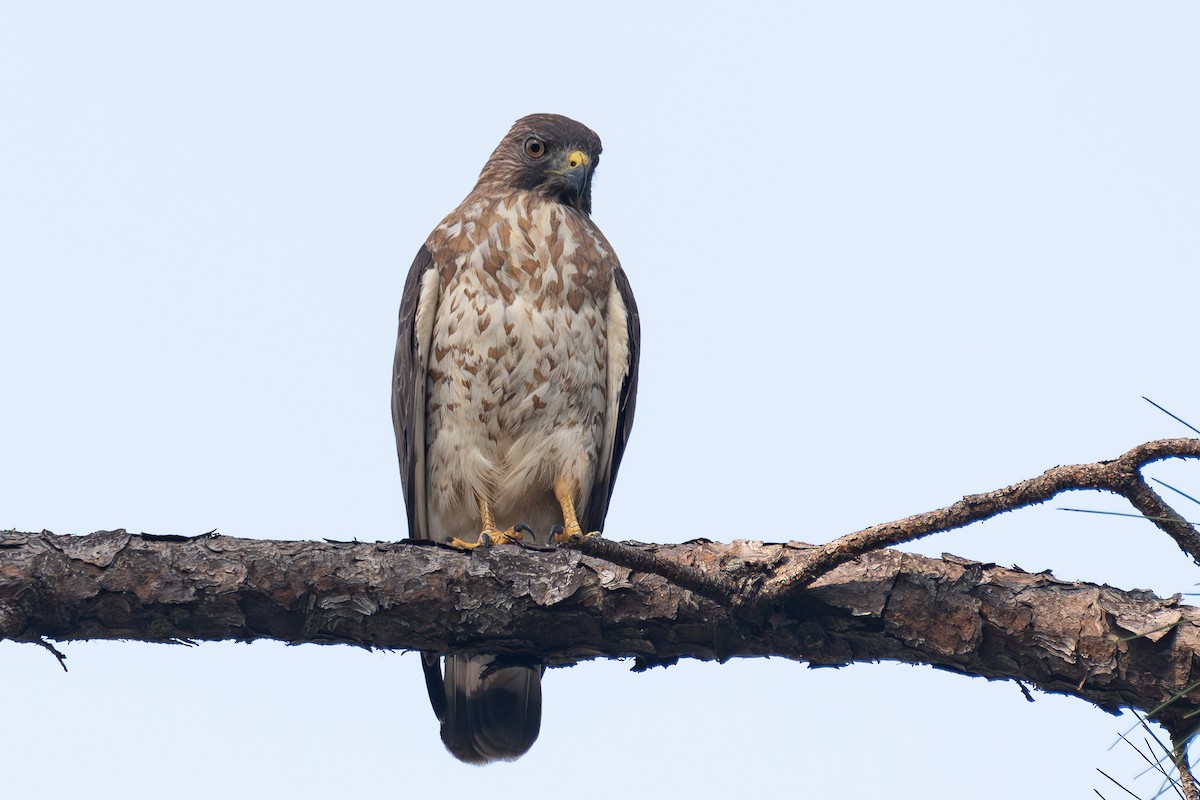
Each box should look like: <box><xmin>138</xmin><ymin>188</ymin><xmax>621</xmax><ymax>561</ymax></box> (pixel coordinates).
<box><xmin>392</xmin><ymin>114</ymin><xmax>640</xmax><ymax>763</ymax></box>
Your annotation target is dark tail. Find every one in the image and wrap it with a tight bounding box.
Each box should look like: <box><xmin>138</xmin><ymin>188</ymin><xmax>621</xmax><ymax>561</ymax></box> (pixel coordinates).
<box><xmin>421</xmin><ymin>653</ymin><xmax>542</xmax><ymax>764</ymax></box>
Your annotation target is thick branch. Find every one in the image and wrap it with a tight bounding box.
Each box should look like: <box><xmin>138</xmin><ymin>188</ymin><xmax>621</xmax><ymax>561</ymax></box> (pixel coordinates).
<box><xmin>3</xmin><ymin>529</ymin><xmax>1200</xmax><ymax>731</ymax></box>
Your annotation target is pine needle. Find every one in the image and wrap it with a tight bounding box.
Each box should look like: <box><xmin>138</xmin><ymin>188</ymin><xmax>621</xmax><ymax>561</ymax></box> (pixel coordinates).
<box><xmin>1153</xmin><ymin>479</ymin><xmax>1200</xmax><ymax>509</ymax></box>
<box><xmin>1098</xmin><ymin>767</ymin><xmax>1147</xmax><ymax>799</ymax></box>
<box><xmin>1143</xmin><ymin>397</ymin><xmax>1200</xmax><ymax>437</ymax></box>
<box><xmin>1058</xmin><ymin>508</ymin><xmax>1199</xmax><ymax>527</ymax></box>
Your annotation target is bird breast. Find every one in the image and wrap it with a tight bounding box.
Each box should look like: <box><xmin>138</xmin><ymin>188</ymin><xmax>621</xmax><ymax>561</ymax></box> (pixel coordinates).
<box><xmin>423</xmin><ymin>193</ymin><xmax>615</xmax><ymax>532</ymax></box>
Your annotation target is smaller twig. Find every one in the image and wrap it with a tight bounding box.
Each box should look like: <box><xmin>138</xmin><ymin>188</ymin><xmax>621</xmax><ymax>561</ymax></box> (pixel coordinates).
<box><xmin>561</xmin><ymin>536</ymin><xmax>734</xmax><ymax>604</ymax></box>
<box><xmin>1123</xmin><ymin>481</ymin><xmax>1200</xmax><ymax>564</ymax></box>
<box><xmin>1170</xmin><ymin>728</ymin><xmax>1200</xmax><ymax>800</ymax></box>
<box><xmin>30</xmin><ymin>637</ymin><xmax>69</xmax><ymax>672</ymax></box>
<box><xmin>559</xmin><ymin>441</ymin><xmax>1200</xmax><ymax>613</ymax></box>
<box><xmin>756</xmin><ymin>438</ymin><xmax>1200</xmax><ymax>598</ymax></box>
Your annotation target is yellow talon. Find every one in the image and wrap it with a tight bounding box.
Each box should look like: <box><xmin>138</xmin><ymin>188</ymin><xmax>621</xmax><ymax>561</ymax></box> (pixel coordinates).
<box><xmin>446</xmin><ymin>524</ymin><xmax>529</xmax><ymax>549</ymax></box>
<box><xmin>551</xmin><ymin>526</ymin><xmax>599</xmax><ymax>545</ymax></box>
<box><xmin>447</xmin><ymin>495</ymin><xmax>531</xmax><ymax>549</ymax></box>
<box><xmin>550</xmin><ymin>477</ymin><xmax>601</xmax><ymax>544</ymax></box>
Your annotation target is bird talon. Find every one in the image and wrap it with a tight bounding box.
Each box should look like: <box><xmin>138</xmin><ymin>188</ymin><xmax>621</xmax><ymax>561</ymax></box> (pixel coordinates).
<box><xmin>551</xmin><ymin>526</ymin><xmax>599</xmax><ymax>545</ymax></box>
<box><xmin>490</xmin><ymin>525</ymin><xmax>526</xmax><ymax>545</ymax></box>
<box><xmin>445</xmin><ymin>535</ymin><xmax>480</xmax><ymax>549</ymax></box>
<box><xmin>444</xmin><ymin>526</ymin><xmax>522</xmax><ymax>549</ymax></box>
<box><xmin>446</xmin><ymin>525</ymin><xmax>526</xmax><ymax>549</ymax></box>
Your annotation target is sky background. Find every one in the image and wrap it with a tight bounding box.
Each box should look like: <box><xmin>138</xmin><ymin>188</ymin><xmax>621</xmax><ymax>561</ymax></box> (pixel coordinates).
<box><xmin>2</xmin><ymin>2</ymin><xmax>1199</xmax><ymax>797</ymax></box>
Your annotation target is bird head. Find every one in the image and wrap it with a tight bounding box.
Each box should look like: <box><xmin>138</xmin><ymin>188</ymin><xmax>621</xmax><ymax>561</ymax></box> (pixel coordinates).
<box><xmin>476</xmin><ymin>113</ymin><xmax>603</xmax><ymax>214</ymax></box>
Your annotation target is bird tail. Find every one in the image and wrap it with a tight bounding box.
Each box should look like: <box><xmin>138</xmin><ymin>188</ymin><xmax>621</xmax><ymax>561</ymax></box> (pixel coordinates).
<box><xmin>421</xmin><ymin>653</ymin><xmax>542</xmax><ymax>764</ymax></box>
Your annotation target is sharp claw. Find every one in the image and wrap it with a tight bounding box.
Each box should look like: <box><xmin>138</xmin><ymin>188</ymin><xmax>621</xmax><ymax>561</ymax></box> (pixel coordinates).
<box><xmin>445</xmin><ymin>524</ymin><xmax>536</xmax><ymax>549</ymax></box>
<box><xmin>551</xmin><ymin>526</ymin><xmax>600</xmax><ymax>545</ymax></box>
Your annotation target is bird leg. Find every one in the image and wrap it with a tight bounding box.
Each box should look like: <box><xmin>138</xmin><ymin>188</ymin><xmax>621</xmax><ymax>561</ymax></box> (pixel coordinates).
<box><xmin>550</xmin><ymin>477</ymin><xmax>599</xmax><ymax>544</ymax></box>
<box><xmin>445</xmin><ymin>495</ymin><xmax>529</xmax><ymax>549</ymax></box>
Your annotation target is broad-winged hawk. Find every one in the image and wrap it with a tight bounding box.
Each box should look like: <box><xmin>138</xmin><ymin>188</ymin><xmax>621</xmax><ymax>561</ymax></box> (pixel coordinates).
<box><xmin>392</xmin><ymin>114</ymin><xmax>639</xmax><ymax>763</ymax></box>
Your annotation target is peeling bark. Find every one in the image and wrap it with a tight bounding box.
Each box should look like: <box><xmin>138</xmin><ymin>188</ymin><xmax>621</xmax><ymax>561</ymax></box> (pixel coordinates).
<box><xmin>2</xmin><ymin>529</ymin><xmax>1199</xmax><ymax>733</ymax></box>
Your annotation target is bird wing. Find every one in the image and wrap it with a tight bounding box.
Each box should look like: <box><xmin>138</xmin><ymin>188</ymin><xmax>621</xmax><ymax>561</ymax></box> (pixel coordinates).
<box><xmin>392</xmin><ymin>244</ymin><xmax>439</xmax><ymax>540</ymax></box>
<box><xmin>582</xmin><ymin>264</ymin><xmax>640</xmax><ymax>534</ymax></box>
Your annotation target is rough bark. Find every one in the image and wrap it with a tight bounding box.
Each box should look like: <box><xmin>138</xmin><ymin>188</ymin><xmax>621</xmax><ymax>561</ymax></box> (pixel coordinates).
<box><xmin>3</xmin><ymin>529</ymin><xmax>1200</xmax><ymax>735</ymax></box>
<box><xmin>4</xmin><ymin>435</ymin><xmax>1200</xmax><ymax>767</ymax></box>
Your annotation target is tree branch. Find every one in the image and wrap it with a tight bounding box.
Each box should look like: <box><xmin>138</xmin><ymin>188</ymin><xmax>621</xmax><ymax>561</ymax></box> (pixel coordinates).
<box><xmin>1173</xmin><ymin>728</ymin><xmax>1199</xmax><ymax>800</ymax></box>
<box><xmin>3</xmin><ymin>529</ymin><xmax>1200</xmax><ymax>732</ymax></box>
<box><xmin>4</xmin><ymin>438</ymin><xmax>1200</xmax><ymax>744</ymax></box>
<box><xmin>558</xmin><ymin>439</ymin><xmax>1200</xmax><ymax>616</ymax></box>
<box><xmin>739</xmin><ymin>437</ymin><xmax>1200</xmax><ymax>601</ymax></box>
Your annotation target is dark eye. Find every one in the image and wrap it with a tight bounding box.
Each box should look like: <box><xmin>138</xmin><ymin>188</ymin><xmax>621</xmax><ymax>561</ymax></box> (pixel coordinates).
<box><xmin>524</xmin><ymin>137</ymin><xmax>545</xmax><ymax>158</ymax></box>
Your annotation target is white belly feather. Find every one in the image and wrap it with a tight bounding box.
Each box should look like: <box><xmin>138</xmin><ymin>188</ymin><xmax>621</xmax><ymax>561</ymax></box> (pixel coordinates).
<box><xmin>423</xmin><ymin>198</ymin><xmax>611</xmax><ymax>542</ymax></box>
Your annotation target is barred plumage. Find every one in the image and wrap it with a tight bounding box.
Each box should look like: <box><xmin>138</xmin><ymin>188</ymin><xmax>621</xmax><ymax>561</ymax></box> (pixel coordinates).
<box><xmin>392</xmin><ymin>114</ymin><xmax>639</xmax><ymax>763</ymax></box>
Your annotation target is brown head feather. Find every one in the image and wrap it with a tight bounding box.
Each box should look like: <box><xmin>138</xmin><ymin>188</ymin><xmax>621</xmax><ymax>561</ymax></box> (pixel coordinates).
<box><xmin>474</xmin><ymin>114</ymin><xmax>603</xmax><ymax>214</ymax></box>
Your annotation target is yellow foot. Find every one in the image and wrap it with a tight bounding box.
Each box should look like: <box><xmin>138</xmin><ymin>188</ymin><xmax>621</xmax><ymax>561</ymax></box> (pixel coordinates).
<box><xmin>550</xmin><ymin>523</ymin><xmax>600</xmax><ymax>545</ymax></box>
<box><xmin>446</xmin><ymin>523</ymin><xmax>531</xmax><ymax>549</ymax></box>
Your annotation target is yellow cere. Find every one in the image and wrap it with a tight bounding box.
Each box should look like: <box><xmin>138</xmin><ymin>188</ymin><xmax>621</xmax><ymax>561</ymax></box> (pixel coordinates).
<box><xmin>566</xmin><ymin>150</ymin><xmax>590</xmax><ymax>169</ymax></box>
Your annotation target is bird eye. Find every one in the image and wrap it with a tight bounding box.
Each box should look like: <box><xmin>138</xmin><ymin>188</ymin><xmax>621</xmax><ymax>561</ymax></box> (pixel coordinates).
<box><xmin>524</xmin><ymin>138</ymin><xmax>546</xmax><ymax>158</ymax></box>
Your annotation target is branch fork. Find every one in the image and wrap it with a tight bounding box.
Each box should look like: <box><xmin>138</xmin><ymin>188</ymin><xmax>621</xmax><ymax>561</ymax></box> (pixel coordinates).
<box><xmin>563</xmin><ymin>437</ymin><xmax>1200</xmax><ymax>610</ymax></box>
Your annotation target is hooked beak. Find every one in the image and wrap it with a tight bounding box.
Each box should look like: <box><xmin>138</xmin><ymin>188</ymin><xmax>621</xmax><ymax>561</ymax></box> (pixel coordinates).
<box><xmin>557</xmin><ymin>149</ymin><xmax>590</xmax><ymax>197</ymax></box>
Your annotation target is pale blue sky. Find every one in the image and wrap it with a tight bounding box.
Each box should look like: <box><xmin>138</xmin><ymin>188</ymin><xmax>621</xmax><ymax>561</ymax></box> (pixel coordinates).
<box><xmin>2</xmin><ymin>3</ymin><xmax>1199</xmax><ymax>797</ymax></box>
